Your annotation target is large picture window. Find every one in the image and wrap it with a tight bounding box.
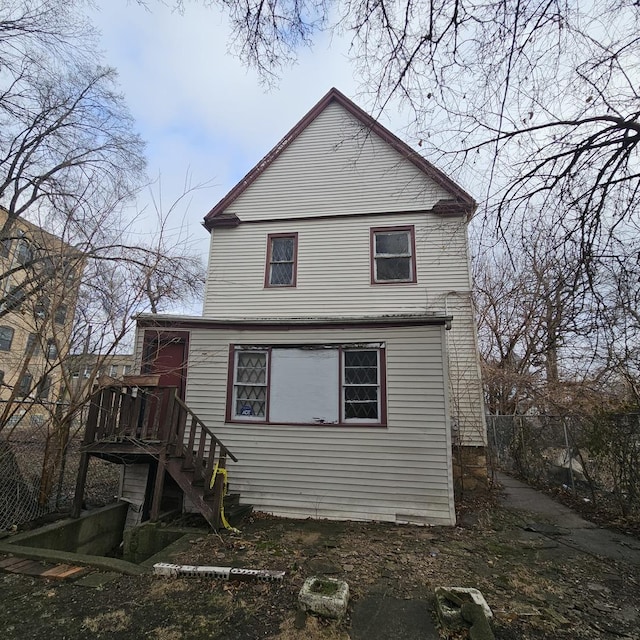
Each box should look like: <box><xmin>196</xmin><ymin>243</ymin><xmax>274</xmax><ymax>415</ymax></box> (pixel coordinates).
<box><xmin>265</xmin><ymin>233</ymin><xmax>297</xmax><ymax>287</ymax></box>
<box><xmin>370</xmin><ymin>225</ymin><xmax>416</xmax><ymax>284</ymax></box>
<box><xmin>228</xmin><ymin>344</ymin><xmax>386</xmax><ymax>426</ymax></box>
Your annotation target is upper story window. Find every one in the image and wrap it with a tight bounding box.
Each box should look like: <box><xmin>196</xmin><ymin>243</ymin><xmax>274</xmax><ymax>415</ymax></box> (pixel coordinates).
<box><xmin>26</xmin><ymin>333</ymin><xmax>39</xmax><ymax>354</ymax></box>
<box><xmin>46</xmin><ymin>338</ymin><xmax>58</xmax><ymax>360</ymax></box>
<box><xmin>0</xmin><ymin>326</ymin><xmax>14</xmax><ymax>351</ymax></box>
<box><xmin>54</xmin><ymin>304</ymin><xmax>67</xmax><ymax>325</ymax></box>
<box><xmin>1</xmin><ymin>285</ymin><xmax>26</xmax><ymax>313</ymax></box>
<box><xmin>17</xmin><ymin>371</ymin><xmax>33</xmax><ymax>397</ymax></box>
<box><xmin>37</xmin><ymin>375</ymin><xmax>51</xmax><ymax>400</ymax></box>
<box><xmin>16</xmin><ymin>238</ymin><xmax>32</xmax><ymax>266</ymax></box>
<box><xmin>370</xmin><ymin>225</ymin><xmax>417</xmax><ymax>284</ymax></box>
<box><xmin>265</xmin><ymin>233</ymin><xmax>297</xmax><ymax>287</ymax></box>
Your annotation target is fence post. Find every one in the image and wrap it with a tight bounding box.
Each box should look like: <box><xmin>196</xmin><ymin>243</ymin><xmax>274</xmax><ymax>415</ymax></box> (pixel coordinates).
<box><xmin>563</xmin><ymin>418</ymin><xmax>576</xmax><ymax>495</ymax></box>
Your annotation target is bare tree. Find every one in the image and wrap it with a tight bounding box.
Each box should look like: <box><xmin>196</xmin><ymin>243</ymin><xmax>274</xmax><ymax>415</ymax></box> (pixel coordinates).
<box><xmin>0</xmin><ymin>2</ymin><xmax>205</xmax><ymax>512</ymax></box>
<box><xmin>175</xmin><ymin>1</ymin><xmax>640</xmax><ymax>267</ymax></box>
<box><xmin>473</xmin><ymin>225</ymin><xmax>600</xmax><ymax>415</ymax></box>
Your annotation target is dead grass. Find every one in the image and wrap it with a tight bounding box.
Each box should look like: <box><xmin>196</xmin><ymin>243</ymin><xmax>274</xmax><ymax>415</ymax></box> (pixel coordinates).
<box><xmin>272</xmin><ymin>615</ymin><xmax>349</xmax><ymax>640</ymax></box>
<box><xmin>82</xmin><ymin>609</ymin><xmax>131</xmax><ymax>633</ymax></box>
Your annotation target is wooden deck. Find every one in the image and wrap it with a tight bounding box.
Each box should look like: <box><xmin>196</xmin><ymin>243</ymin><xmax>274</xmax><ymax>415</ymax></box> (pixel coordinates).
<box><xmin>72</xmin><ymin>381</ymin><xmax>237</xmax><ymax>529</ymax></box>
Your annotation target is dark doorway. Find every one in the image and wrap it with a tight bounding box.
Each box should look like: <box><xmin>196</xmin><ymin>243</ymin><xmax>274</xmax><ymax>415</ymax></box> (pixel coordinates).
<box><xmin>141</xmin><ymin>331</ymin><xmax>189</xmax><ymax>399</ymax></box>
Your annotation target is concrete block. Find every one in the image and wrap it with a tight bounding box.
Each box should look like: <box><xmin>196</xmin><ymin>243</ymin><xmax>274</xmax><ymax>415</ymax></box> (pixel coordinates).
<box><xmin>299</xmin><ymin>576</ymin><xmax>349</xmax><ymax>620</ymax></box>
<box><xmin>435</xmin><ymin>586</ymin><xmax>492</xmax><ymax>632</ymax></box>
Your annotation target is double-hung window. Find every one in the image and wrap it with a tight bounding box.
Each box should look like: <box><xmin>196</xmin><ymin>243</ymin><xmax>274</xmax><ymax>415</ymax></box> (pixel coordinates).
<box><xmin>228</xmin><ymin>344</ymin><xmax>386</xmax><ymax>426</ymax></box>
<box><xmin>265</xmin><ymin>233</ymin><xmax>297</xmax><ymax>287</ymax></box>
<box><xmin>371</xmin><ymin>225</ymin><xmax>416</xmax><ymax>283</ymax></box>
<box><xmin>232</xmin><ymin>349</ymin><xmax>269</xmax><ymax>419</ymax></box>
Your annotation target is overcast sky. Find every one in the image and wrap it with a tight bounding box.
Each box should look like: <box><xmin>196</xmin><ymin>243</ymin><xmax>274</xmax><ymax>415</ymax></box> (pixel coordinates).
<box><xmin>89</xmin><ymin>2</ymin><xmax>401</xmax><ymax>262</ymax></box>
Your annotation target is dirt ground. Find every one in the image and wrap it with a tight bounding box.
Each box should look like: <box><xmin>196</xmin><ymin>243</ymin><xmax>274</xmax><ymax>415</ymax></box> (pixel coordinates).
<box><xmin>0</xmin><ymin>491</ymin><xmax>639</xmax><ymax>640</ymax></box>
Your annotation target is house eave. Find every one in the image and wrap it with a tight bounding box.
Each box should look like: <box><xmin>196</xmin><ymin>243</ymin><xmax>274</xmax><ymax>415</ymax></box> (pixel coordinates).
<box><xmin>136</xmin><ymin>313</ymin><xmax>453</xmax><ymax>331</ymax></box>
<box><xmin>203</xmin><ymin>87</ymin><xmax>476</xmax><ymax>231</ymax></box>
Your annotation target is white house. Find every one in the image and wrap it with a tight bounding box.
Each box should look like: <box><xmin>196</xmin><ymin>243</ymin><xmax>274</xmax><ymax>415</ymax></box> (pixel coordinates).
<box><xmin>133</xmin><ymin>88</ymin><xmax>486</xmax><ymax>526</ymax></box>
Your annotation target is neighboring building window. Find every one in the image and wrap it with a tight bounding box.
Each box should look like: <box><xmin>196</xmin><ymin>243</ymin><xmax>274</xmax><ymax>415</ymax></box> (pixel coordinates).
<box><xmin>109</xmin><ymin>364</ymin><xmax>119</xmax><ymax>377</ymax></box>
<box><xmin>17</xmin><ymin>372</ymin><xmax>33</xmax><ymax>397</ymax></box>
<box><xmin>34</xmin><ymin>297</ymin><xmax>49</xmax><ymax>319</ymax></box>
<box><xmin>0</xmin><ymin>370</ymin><xmax>4</xmax><ymax>386</ymax></box>
<box><xmin>46</xmin><ymin>339</ymin><xmax>58</xmax><ymax>359</ymax></box>
<box><xmin>342</xmin><ymin>350</ymin><xmax>381</xmax><ymax>421</ymax></box>
<box><xmin>2</xmin><ymin>285</ymin><xmax>26</xmax><ymax>312</ymax></box>
<box><xmin>228</xmin><ymin>344</ymin><xmax>386</xmax><ymax>426</ymax></box>
<box><xmin>370</xmin><ymin>225</ymin><xmax>416</xmax><ymax>283</ymax></box>
<box><xmin>37</xmin><ymin>375</ymin><xmax>51</xmax><ymax>399</ymax></box>
<box><xmin>6</xmin><ymin>412</ymin><xmax>25</xmax><ymax>428</ymax></box>
<box><xmin>16</xmin><ymin>238</ymin><xmax>32</xmax><ymax>265</ymax></box>
<box><xmin>26</xmin><ymin>333</ymin><xmax>39</xmax><ymax>354</ymax></box>
<box><xmin>123</xmin><ymin>365</ymin><xmax>131</xmax><ymax>376</ymax></box>
<box><xmin>0</xmin><ymin>237</ymin><xmax>10</xmax><ymax>258</ymax></box>
<box><xmin>265</xmin><ymin>233</ymin><xmax>297</xmax><ymax>287</ymax></box>
<box><xmin>54</xmin><ymin>305</ymin><xmax>67</xmax><ymax>325</ymax></box>
<box><xmin>0</xmin><ymin>326</ymin><xmax>14</xmax><ymax>350</ymax></box>
<box><xmin>232</xmin><ymin>350</ymin><xmax>268</xmax><ymax>419</ymax></box>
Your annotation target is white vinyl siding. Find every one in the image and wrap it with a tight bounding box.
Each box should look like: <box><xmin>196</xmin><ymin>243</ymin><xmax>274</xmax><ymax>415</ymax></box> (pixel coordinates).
<box><xmin>225</xmin><ymin>102</ymin><xmax>451</xmax><ymax>221</ymax></box>
<box><xmin>180</xmin><ymin>324</ymin><xmax>456</xmax><ymax>526</ymax></box>
<box><xmin>205</xmin><ymin>213</ymin><xmax>485</xmax><ymax>445</ymax></box>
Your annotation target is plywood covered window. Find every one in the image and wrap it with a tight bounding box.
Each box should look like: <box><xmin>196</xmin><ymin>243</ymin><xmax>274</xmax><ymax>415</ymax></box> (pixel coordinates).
<box><xmin>371</xmin><ymin>225</ymin><xmax>416</xmax><ymax>283</ymax></box>
<box><xmin>228</xmin><ymin>344</ymin><xmax>386</xmax><ymax>426</ymax></box>
<box><xmin>265</xmin><ymin>233</ymin><xmax>297</xmax><ymax>287</ymax></box>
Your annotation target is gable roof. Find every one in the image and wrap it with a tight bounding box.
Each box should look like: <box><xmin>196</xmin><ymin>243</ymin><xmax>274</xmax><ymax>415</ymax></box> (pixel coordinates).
<box><xmin>203</xmin><ymin>88</ymin><xmax>476</xmax><ymax>230</ymax></box>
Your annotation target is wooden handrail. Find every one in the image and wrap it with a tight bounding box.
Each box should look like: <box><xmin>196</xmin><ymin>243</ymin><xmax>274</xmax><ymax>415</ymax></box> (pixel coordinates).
<box><xmin>83</xmin><ymin>384</ymin><xmax>237</xmax><ymax>463</ymax></box>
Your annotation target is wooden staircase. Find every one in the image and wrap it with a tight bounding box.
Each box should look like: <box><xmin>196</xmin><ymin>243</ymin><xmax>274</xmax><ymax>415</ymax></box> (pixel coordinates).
<box><xmin>72</xmin><ymin>378</ymin><xmax>248</xmax><ymax>530</ymax></box>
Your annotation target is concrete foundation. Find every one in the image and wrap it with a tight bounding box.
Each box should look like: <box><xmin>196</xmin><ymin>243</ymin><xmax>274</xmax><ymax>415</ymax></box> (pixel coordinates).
<box><xmin>5</xmin><ymin>502</ymin><xmax>128</xmax><ymax>556</ymax></box>
<box><xmin>453</xmin><ymin>446</ymin><xmax>489</xmax><ymax>492</ymax></box>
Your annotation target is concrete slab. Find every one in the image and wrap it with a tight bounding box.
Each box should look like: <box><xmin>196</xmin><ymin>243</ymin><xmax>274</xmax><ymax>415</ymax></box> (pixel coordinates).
<box><xmin>350</xmin><ymin>597</ymin><xmax>439</xmax><ymax>640</ymax></box>
<box><xmin>75</xmin><ymin>571</ymin><xmax>122</xmax><ymax>588</ymax></box>
<box><xmin>498</xmin><ymin>473</ymin><xmax>640</xmax><ymax>566</ymax></box>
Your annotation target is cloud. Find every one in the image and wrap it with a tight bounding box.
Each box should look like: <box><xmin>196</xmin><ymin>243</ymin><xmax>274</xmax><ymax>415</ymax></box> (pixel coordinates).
<box><xmin>89</xmin><ymin>1</ymin><xmax>363</xmax><ymax>257</ymax></box>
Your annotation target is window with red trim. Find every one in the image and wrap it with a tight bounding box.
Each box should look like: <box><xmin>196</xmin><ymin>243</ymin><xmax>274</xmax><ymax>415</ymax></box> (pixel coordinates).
<box><xmin>228</xmin><ymin>344</ymin><xmax>386</xmax><ymax>426</ymax></box>
<box><xmin>371</xmin><ymin>226</ymin><xmax>416</xmax><ymax>283</ymax></box>
<box><xmin>265</xmin><ymin>233</ymin><xmax>297</xmax><ymax>287</ymax></box>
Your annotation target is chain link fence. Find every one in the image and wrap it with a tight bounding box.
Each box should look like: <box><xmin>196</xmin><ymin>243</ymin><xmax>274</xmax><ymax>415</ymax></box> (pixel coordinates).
<box><xmin>0</xmin><ymin>403</ymin><xmax>121</xmax><ymax>530</ymax></box>
<box><xmin>487</xmin><ymin>413</ymin><xmax>640</xmax><ymax>516</ymax></box>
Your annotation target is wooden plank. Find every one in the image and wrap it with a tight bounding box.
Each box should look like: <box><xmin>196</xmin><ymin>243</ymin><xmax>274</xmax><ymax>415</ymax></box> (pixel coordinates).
<box><xmin>0</xmin><ymin>558</ymin><xmax>37</xmax><ymax>572</ymax></box>
<box><xmin>150</xmin><ymin>452</ymin><xmax>167</xmax><ymax>522</ymax></box>
<box><xmin>0</xmin><ymin>557</ymin><xmax>30</xmax><ymax>570</ymax></box>
<box><xmin>40</xmin><ymin>564</ymin><xmax>86</xmax><ymax>579</ymax></box>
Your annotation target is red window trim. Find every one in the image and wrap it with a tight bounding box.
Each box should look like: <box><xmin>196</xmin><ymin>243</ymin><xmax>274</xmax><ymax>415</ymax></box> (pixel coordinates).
<box><xmin>226</xmin><ymin>344</ymin><xmax>387</xmax><ymax>428</ymax></box>
<box><xmin>264</xmin><ymin>232</ymin><xmax>298</xmax><ymax>288</ymax></box>
<box><xmin>370</xmin><ymin>225</ymin><xmax>417</xmax><ymax>285</ymax></box>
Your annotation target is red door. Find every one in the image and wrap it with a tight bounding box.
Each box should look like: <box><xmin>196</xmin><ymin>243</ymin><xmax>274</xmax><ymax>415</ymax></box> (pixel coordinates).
<box><xmin>141</xmin><ymin>331</ymin><xmax>189</xmax><ymax>399</ymax></box>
